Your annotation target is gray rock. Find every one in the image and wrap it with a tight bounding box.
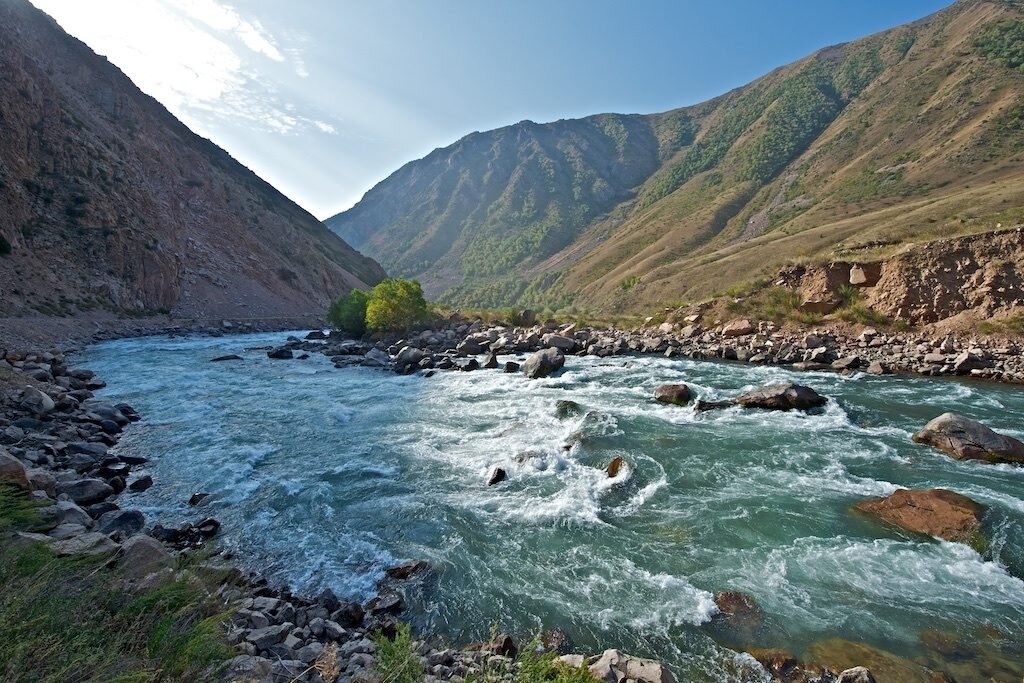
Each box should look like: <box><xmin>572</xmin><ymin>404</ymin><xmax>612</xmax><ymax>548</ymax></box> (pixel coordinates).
<box><xmin>50</xmin><ymin>532</ymin><xmax>120</xmax><ymax>557</ymax></box>
<box><xmin>521</xmin><ymin>347</ymin><xmax>565</xmax><ymax>379</ymax></box>
<box><xmin>98</xmin><ymin>509</ymin><xmax>145</xmax><ymax>537</ymax></box>
<box><xmin>487</xmin><ymin>467</ymin><xmax>507</xmax><ymax>486</ymax></box>
<box><xmin>246</xmin><ymin>622</ymin><xmax>294</xmax><ymax>650</ymax></box>
<box><xmin>912</xmin><ymin>412</ymin><xmax>1024</xmax><ymax>465</ymax></box>
<box><xmin>587</xmin><ymin>649</ymin><xmax>675</xmax><ymax>683</ymax></box>
<box><xmin>56</xmin><ymin>500</ymin><xmax>93</xmax><ymax>527</ymax></box>
<box><xmin>119</xmin><ymin>535</ymin><xmax>172</xmax><ymax>578</ymax></box>
<box><xmin>541</xmin><ymin>334</ymin><xmax>576</xmax><ymax>352</ymax></box>
<box><xmin>20</xmin><ymin>386</ymin><xmax>55</xmax><ymax>415</ymax></box>
<box><xmin>837</xmin><ymin>667</ymin><xmax>877</xmax><ymax>683</ymax></box>
<box><xmin>223</xmin><ymin>655</ymin><xmax>273</xmax><ymax>683</ymax></box>
<box><xmin>48</xmin><ymin>523</ymin><xmax>87</xmax><ymax>540</ymax></box>
<box><xmin>57</xmin><ymin>478</ymin><xmax>114</xmax><ymax>505</ymax></box>
<box><xmin>0</xmin><ymin>450</ymin><xmax>30</xmax><ymax>490</ymax></box>
<box><xmin>297</xmin><ymin>641</ymin><xmax>324</xmax><ymax>664</ymax></box>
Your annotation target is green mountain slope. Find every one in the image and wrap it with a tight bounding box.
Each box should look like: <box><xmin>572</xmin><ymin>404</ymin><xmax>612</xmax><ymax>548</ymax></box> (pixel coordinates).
<box><xmin>327</xmin><ymin>0</ymin><xmax>1024</xmax><ymax>313</ymax></box>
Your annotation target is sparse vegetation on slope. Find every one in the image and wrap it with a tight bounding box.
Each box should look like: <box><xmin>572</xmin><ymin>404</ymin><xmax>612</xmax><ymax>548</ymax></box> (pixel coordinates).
<box><xmin>327</xmin><ymin>0</ymin><xmax>1024</xmax><ymax>316</ymax></box>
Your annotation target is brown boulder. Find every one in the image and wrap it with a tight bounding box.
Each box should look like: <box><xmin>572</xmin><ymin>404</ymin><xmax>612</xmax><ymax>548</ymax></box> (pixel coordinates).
<box><xmin>722</xmin><ymin>319</ymin><xmax>755</xmax><ymax>337</ymax></box>
<box><xmin>653</xmin><ymin>384</ymin><xmax>691</xmax><ymax>406</ymax></box>
<box><xmin>853</xmin><ymin>488</ymin><xmax>987</xmax><ymax>550</ymax></box>
<box><xmin>713</xmin><ymin>591</ymin><xmax>763</xmax><ymax>630</ymax></box>
<box><xmin>745</xmin><ymin>648</ymin><xmax>833</xmax><ymax>683</ymax></box>
<box><xmin>606</xmin><ymin>456</ymin><xmax>625</xmax><ymax>478</ymax></box>
<box><xmin>734</xmin><ymin>383</ymin><xmax>827</xmax><ymax>411</ymax></box>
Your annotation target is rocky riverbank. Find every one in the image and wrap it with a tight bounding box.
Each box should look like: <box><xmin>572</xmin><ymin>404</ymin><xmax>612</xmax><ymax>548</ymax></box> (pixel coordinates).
<box><xmin>271</xmin><ymin>312</ymin><xmax>1024</xmax><ymax>385</ymax></box>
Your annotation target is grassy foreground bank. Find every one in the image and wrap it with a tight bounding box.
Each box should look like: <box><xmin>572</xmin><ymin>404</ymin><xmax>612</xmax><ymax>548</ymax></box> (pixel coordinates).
<box><xmin>0</xmin><ymin>485</ymin><xmax>234</xmax><ymax>682</ymax></box>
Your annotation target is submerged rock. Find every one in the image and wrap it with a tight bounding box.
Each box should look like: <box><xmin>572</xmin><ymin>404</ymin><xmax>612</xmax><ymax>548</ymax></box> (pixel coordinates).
<box><xmin>734</xmin><ymin>383</ymin><xmax>827</xmax><ymax>411</ymax></box>
<box><xmin>912</xmin><ymin>412</ymin><xmax>1024</xmax><ymax>465</ymax></box>
<box><xmin>555</xmin><ymin>399</ymin><xmax>583</xmax><ymax>419</ymax></box>
<box><xmin>745</xmin><ymin>648</ymin><xmax>834</xmax><ymax>683</ymax></box>
<box><xmin>654</xmin><ymin>383</ymin><xmax>691</xmax><ymax>406</ymax></box>
<box><xmin>853</xmin><ymin>488</ymin><xmax>987</xmax><ymax>550</ymax></box>
<box><xmin>487</xmin><ymin>467</ymin><xmax>507</xmax><ymax>486</ymax></box>
<box><xmin>385</xmin><ymin>559</ymin><xmax>428</xmax><ymax>580</ymax></box>
<box><xmin>712</xmin><ymin>591</ymin><xmax>763</xmax><ymax>631</ymax></box>
<box><xmin>522</xmin><ymin>347</ymin><xmax>565</xmax><ymax>379</ymax></box>
<box><xmin>606</xmin><ymin>456</ymin><xmax>625</xmax><ymax>478</ymax></box>
<box><xmin>210</xmin><ymin>354</ymin><xmax>243</xmax><ymax>362</ymax></box>
<box><xmin>266</xmin><ymin>347</ymin><xmax>293</xmax><ymax>360</ymax></box>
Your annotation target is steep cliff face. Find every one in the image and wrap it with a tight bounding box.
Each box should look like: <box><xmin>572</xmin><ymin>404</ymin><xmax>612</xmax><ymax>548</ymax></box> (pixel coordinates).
<box><xmin>328</xmin><ymin>0</ymin><xmax>1024</xmax><ymax>313</ymax></box>
<box><xmin>0</xmin><ymin>0</ymin><xmax>386</xmax><ymax>320</ymax></box>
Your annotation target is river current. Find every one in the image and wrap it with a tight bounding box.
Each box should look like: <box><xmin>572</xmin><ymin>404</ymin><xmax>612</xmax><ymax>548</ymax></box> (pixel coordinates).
<box><xmin>80</xmin><ymin>332</ymin><xmax>1024</xmax><ymax>681</ymax></box>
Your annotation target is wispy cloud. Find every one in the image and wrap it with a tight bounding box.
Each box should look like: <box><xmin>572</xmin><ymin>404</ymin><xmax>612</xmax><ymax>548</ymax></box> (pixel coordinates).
<box><xmin>30</xmin><ymin>0</ymin><xmax>336</xmax><ymax>136</ymax></box>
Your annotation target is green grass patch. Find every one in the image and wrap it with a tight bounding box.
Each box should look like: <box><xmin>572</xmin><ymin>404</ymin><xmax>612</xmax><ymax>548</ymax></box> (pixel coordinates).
<box><xmin>373</xmin><ymin>622</ymin><xmax>424</xmax><ymax>683</ymax></box>
<box><xmin>0</xmin><ymin>487</ymin><xmax>234</xmax><ymax>682</ymax></box>
<box><xmin>979</xmin><ymin>314</ymin><xmax>1024</xmax><ymax>336</ymax></box>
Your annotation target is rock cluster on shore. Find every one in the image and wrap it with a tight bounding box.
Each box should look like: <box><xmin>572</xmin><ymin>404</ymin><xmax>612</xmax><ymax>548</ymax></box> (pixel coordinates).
<box><xmin>270</xmin><ymin>313</ymin><xmax>1024</xmax><ymax>385</ymax></box>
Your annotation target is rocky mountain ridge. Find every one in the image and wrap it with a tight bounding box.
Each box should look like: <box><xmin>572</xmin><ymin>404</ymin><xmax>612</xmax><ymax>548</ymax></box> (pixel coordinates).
<box><xmin>327</xmin><ymin>0</ymin><xmax>1024</xmax><ymax>316</ymax></box>
<box><xmin>0</xmin><ymin>0</ymin><xmax>386</xmax><ymax>321</ymax></box>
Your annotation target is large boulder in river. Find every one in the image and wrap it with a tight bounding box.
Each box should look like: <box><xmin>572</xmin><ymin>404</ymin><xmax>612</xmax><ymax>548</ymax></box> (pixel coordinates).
<box><xmin>911</xmin><ymin>413</ymin><xmax>1024</xmax><ymax>465</ymax></box>
<box><xmin>853</xmin><ymin>488</ymin><xmax>987</xmax><ymax>550</ymax></box>
<box><xmin>522</xmin><ymin>347</ymin><xmax>565</xmax><ymax>379</ymax></box>
<box><xmin>654</xmin><ymin>384</ymin><xmax>691</xmax><ymax>406</ymax></box>
<box><xmin>734</xmin><ymin>383</ymin><xmax>827</xmax><ymax>411</ymax></box>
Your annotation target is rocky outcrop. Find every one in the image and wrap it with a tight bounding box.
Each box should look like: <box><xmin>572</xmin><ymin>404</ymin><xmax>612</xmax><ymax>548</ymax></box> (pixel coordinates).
<box><xmin>853</xmin><ymin>489</ymin><xmax>987</xmax><ymax>550</ymax></box>
<box><xmin>783</xmin><ymin>228</ymin><xmax>1024</xmax><ymax>326</ymax></box>
<box><xmin>912</xmin><ymin>413</ymin><xmax>1024</xmax><ymax>465</ymax></box>
<box><xmin>0</xmin><ymin>0</ymin><xmax>384</xmax><ymax>321</ymax></box>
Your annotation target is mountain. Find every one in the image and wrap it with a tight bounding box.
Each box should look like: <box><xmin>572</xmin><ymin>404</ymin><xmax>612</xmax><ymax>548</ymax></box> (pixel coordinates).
<box><xmin>0</xmin><ymin>0</ymin><xmax>386</xmax><ymax>321</ymax></box>
<box><xmin>327</xmin><ymin>0</ymin><xmax>1024</xmax><ymax>313</ymax></box>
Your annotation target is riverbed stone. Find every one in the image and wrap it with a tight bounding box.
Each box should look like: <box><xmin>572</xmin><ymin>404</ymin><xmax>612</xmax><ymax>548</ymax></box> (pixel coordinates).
<box><xmin>653</xmin><ymin>384</ymin><xmax>691</xmax><ymax>406</ymax></box>
<box><xmin>734</xmin><ymin>383</ymin><xmax>827</xmax><ymax>411</ymax></box>
<box><xmin>853</xmin><ymin>488</ymin><xmax>987</xmax><ymax>550</ymax></box>
<box><xmin>912</xmin><ymin>413</ymin><xmax>1024</xmax><ymax>465</ymax></box>
<box><xmin>521</xmin><ymin>347</ymin><xmax>565</xmax><ymax>379</ymax></box>
<box><xmin>487</xmin><ymin>467</ymin><xmax>507</xmax><ymax>486</ymax></box>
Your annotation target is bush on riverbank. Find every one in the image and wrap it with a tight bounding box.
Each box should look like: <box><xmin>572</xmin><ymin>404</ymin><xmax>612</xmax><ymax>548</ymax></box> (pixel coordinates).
<box><xmin>0</xmin><ymin>485</ymin><xmax>234</xmax><ymax>682</ymax></box>
<box><xmin>329</xmin><ymin>278</ymin><xmax>431</xmax><ymax>335</ymax></box>
<box><xmin>328</xmin><ymin>288</ymin><xmax>371</xmax><ymax>336</ymax></box>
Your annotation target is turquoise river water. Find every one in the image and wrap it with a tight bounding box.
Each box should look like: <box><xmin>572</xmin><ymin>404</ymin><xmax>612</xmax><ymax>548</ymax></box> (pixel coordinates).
<box><xmin>80</xmin><ymin>332</ymin><xmax>1024</xmax><ymax>682</ymax></box>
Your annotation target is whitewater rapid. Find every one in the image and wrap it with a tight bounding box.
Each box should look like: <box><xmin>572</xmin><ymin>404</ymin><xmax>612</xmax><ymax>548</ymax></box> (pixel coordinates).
<box><xmin>80</xmin><ymin>332</ymin><xmax>1024</xmax><ymax>681</ymax></box>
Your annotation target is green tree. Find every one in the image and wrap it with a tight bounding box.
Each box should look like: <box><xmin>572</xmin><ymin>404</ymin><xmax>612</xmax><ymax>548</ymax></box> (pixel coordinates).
<box><xmin>327</xmin><ymin>289</ymin><xmax>370</xmax><ymax>336</ymax></box>
<box><xmin>365</xmin><ymin>278</ymin><xmax>430</xmax><ymax>333</ymax></box>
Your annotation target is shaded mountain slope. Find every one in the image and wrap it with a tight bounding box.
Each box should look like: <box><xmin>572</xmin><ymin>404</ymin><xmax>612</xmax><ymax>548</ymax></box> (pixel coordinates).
<box><xmin>0</xmin><ymin>0</ymin><xmax>386</xmax><ymax>320</ymax></box>
<box><xmin>328</xmin><ymin>0</ymin><xmax>1024</xmax><ymax>313</ymax></box>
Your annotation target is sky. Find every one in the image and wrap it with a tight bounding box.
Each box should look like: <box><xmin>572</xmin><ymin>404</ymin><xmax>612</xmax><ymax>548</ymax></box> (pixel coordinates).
<box><xmin>30</xmin><ymin>0</ymin><xmax>953</xmax><ymax>220</ymax></box>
